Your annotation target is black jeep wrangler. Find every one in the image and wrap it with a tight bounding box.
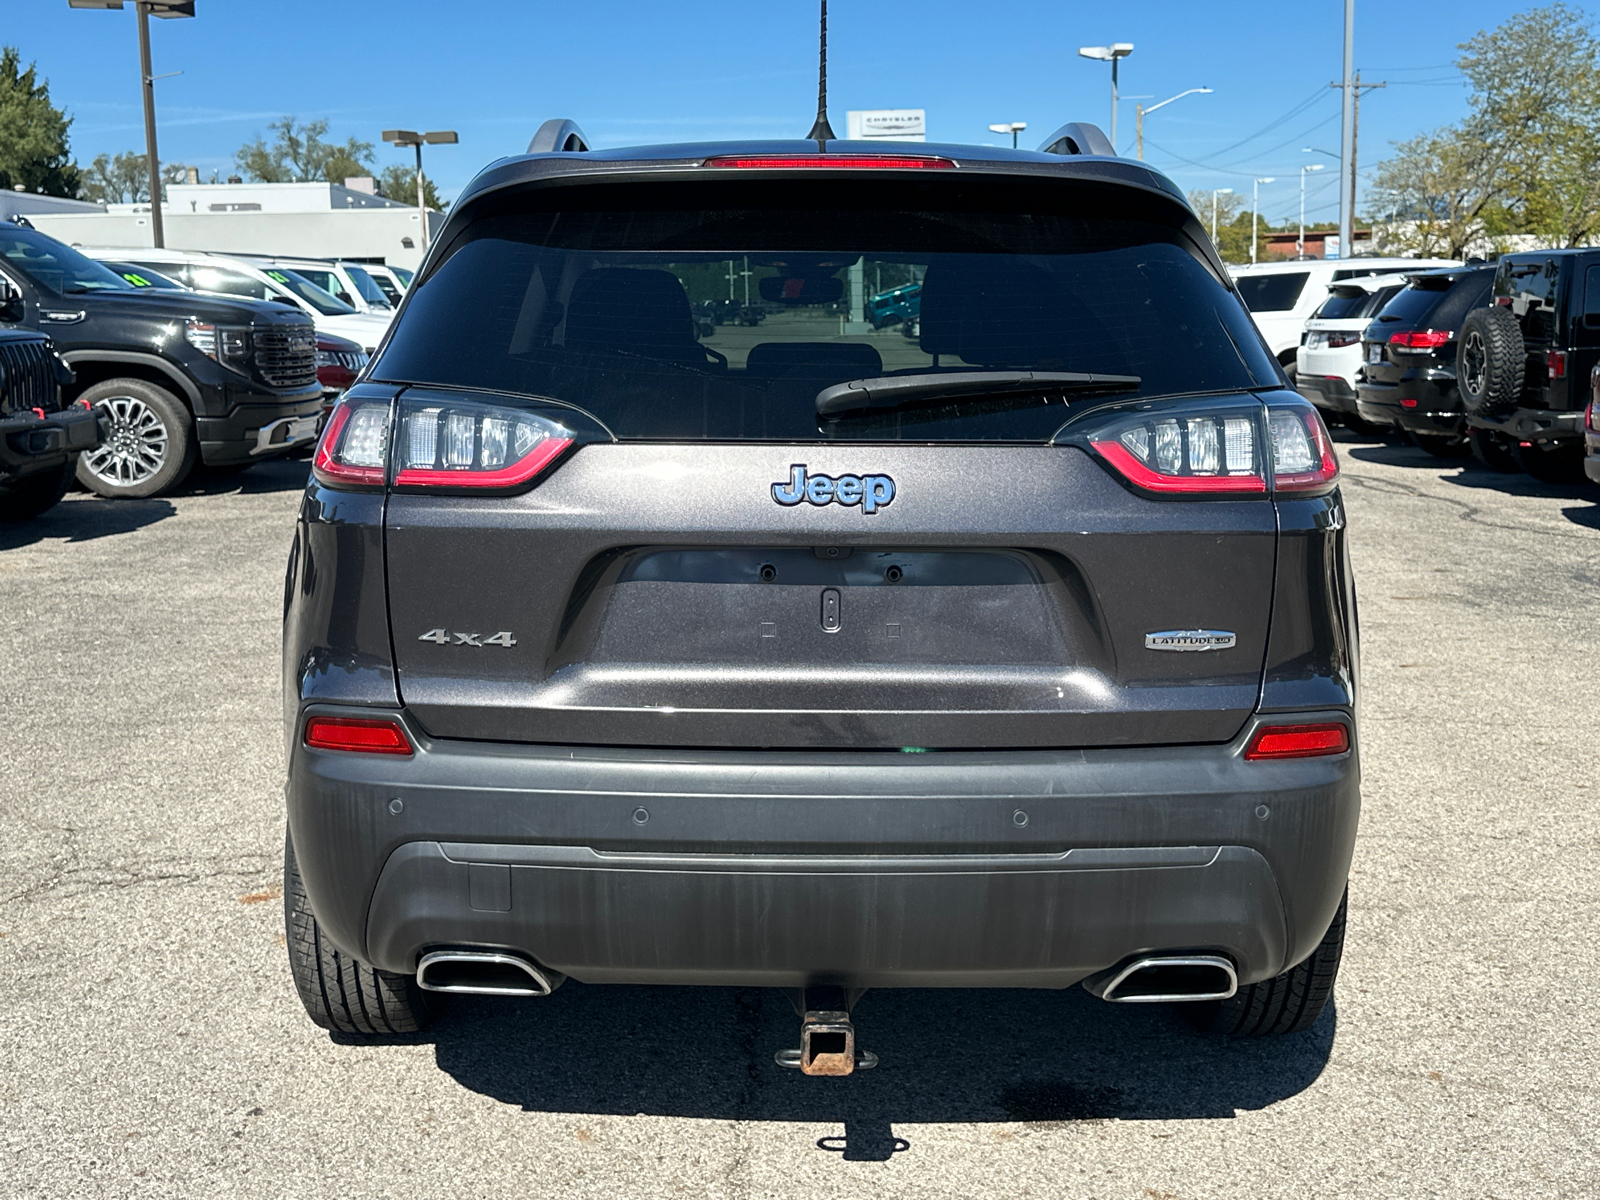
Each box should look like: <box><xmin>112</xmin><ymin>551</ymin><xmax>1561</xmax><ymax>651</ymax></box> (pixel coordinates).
<box><xmin>1458</xmin><ymin>249</ymin><xmax>1600</xmax><ymax>481</ymax></box>
<box><xmin>0</xmin><ymin>221</ymin><xmax>323</xmax><ymax>498</ymax></box>
<box><xmin>0</xmin><ymin>328</ymin><xmax>102</xmax><ymax>520</ymax></box>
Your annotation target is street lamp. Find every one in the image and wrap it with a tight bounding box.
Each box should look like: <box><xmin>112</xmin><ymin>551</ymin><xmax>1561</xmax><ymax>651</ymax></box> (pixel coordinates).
<box><xmin>1134</xmin><ymin>87</ymin><xmax>1212</xmax><ymax>161</ymax></box>
<box><xmin>1076</xmin><ymin>43</ymin><xmax>1134</xmax><ymax>150</ymax></box>
<box><xmin>1251</xmin><ymin>176</ymin><xmax>1276</xmax><ymax>265</ymax></box>
<box><xmin>1299</xmin><ymin>163</ymin><xmax>1326</xmax><ymax>257</ymax></box>
<box><xmin>381</xmin><ymin>129</ymin><xmax>457</xmax><ymax>255</ymax></box>
<box><xmin>68</xmin><ymin>0</ymin><xmax>195</xmax><ymax>249</ymax></box>
<box><xmin>1210</xmin><ymin>187</ymin><xmax>1233</xmax><ymax>243</ymax></box>
<box><xmin>988</xmin><ymin>121</ymin><xmax>1027</xmax><ymax>149</ymax></box>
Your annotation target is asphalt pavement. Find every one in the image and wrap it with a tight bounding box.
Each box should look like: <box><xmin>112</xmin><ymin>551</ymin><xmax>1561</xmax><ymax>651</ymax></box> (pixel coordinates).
<box><xmin>2</xmin><ymin>434</ymin><xmax>1597</xmax><ymax>1198</ymax></box>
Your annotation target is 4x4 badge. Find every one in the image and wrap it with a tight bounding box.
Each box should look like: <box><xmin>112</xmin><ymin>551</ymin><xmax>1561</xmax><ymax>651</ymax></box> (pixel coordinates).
<box><xmin>417</xmin><ymin>629</ymin><xmax>517</xmax><ymax>647</ymax></box>
<box><xmin>772</xmin><ymin>465</ymin><xmax>895</xmax><ymax>514</ymax></box>
<box><xmin>1145</xmin><ymin>629</ymin><xmax>1236</xmax><ymax>652</ymax></box>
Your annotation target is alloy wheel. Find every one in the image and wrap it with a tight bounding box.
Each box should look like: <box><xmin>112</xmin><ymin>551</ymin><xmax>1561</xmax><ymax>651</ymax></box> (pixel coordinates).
<box><xmin>80</xmin><ymin>395</ymin><xmax>169</xmax><ymax>488</ymax></box>
<box><xmin>1461</xmin><ymin>330</ymin><xmax>1486</xmax><ymax>397</ymax></box>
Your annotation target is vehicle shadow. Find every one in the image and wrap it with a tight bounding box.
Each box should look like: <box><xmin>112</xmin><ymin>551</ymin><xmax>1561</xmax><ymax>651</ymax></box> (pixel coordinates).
<box><xmin>403</xmin><ymin>982</ymin><xmax>1336</xmax><ymax>1149</ymax></box>
<box><xmin>178</xmin><ymin>456</ymin><xmax>311</xmax><ymax>497</ymax></box>
<box><xmin>0</xmin><ymin>494</ymin><xmax>176</xmax><ymax>550</ymax></box>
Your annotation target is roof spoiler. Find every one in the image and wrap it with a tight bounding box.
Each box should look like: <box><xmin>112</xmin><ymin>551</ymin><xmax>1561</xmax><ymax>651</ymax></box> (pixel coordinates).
<box><xmin>527</xmin><ymin>119</ymin><xmax>591</xmax><ymax>154</ymax></box>
<box><xmin>1036</xmin><ymin>122</ymin><xmax>1116</xmax><ymax>157</ymax></box>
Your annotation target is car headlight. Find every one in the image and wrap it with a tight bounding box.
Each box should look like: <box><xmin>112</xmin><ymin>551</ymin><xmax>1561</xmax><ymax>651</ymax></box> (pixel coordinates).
<box><xmin>185</xmin><ymin>319</ymin><xmax>252</xmax><ymax>374</ymax></box>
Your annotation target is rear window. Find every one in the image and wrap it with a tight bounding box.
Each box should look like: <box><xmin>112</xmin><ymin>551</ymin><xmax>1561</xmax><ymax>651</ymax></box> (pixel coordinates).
<box><xmin>373</xmin><ymin>178</ymin><xmax>1276</xmax><ymax>442</ymax></box>
<box><xmin>1312</xmin><ymin>290</ymin><xmax>1371</xmax><ymax>320</ymax></box>
<box><xmin>1374</xmin><ymin>269</ymin><xmax>1494</xmax><ymax>330</ymax></box>
<box><xmin>1234</xmin><ymin>272</ymin><xmax>1309</xmax><ymax>313</ymax></box>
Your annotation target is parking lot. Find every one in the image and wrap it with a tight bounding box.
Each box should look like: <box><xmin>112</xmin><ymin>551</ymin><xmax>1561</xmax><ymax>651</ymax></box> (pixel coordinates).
<box><xmin>2</xmin><ymin>434</ymin><xmax>1597</xmax><ymax>1199</ymax></box>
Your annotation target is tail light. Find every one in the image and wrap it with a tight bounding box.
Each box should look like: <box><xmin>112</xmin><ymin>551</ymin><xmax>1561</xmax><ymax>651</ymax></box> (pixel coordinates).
<box><xmin>1388</xmin><ymin>329</ymin><xmax>1453</xmax><ymax>351</ymax></box>
<box><xmin>1588</xmin><ymin>399</ymin><xmax>1599</xmax><ymax>433</ymax></box>
<box><xmin>303</xmin><ymin>715</ymin><xmax>413</xmax><ymax>755</ymax></box>
<box><xmin>1326</xmin><ymin>332</ymin><xmax>1361</xmax><ymax>348</ymax></box>
<box><xmin>1244</xmin><ymin>722</ymin><xmax>1350</xmax><ymax>760</ymax></box>
<box><xmin>1086</xmin><ymin>399</ymin><xmax>1338</xmax><ymax>497</ymax></box>
<box><xmin>310</xmin><ymin>394</ymin><xmax>578</xmax><ymax>492</ymax></box>
<box><xmin>1546</xmin><ymin>349</ymin><xmax>1567</xmax><ymax>380</ymax></box>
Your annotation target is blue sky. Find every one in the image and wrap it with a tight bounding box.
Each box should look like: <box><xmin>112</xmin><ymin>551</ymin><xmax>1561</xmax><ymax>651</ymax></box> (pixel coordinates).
<box><xmin>13</xmin><ymin>0</ymin><xmax>1521</xmax><ymax>223</ymax></box>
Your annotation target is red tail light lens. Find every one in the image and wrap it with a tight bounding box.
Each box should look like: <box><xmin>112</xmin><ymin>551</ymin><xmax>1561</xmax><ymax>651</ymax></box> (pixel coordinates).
<box><xmin>312</xmin><ymin>397</ymin><xmax>389</xmax><ymax>488</ymax></box>
<box><xmin>304</xmin><ymin>716</ymin><xmax>413</xmax><ymax>755</ymax></box>
<box><xmin>394</xmin><ymin>396</ymin><xmax>573</xmax><ymax>490</ymax></box>
<box><xmin>704</xmin><ymin>154</ymin><xmax>956</xmax><ymax>170</ymax></box>
<box><xmin>1090</xmin><ymin>412</ymin><xmax>1266</xmax><ymax>494</ymax></box>
<box><xmin>1244</xmin><ymin>722</ymin><xmax>1350</xmax><ymax>760</ymax></box>
<box><xmin>1325</xmin><ymin>332</ymin><xmax>1361</xmax><ymax>348</ymax></box>
<box><xmin>1388</xmin><ymin>329</ymin><xmax>1453</xmax><ymax>351</ymax></box>
<box><xmin>1266</xmin><ymin>404</ymin><xmax>1339</xmax><ymax>494</ymax></box>
<box><xmin>1546</xmin><ymin>349</ymin><xmax>1567</xmax><ymax>380</ymax></box>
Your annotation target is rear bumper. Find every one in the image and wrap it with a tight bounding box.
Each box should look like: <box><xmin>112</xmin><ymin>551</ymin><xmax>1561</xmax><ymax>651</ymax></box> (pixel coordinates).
<box><xmin>1466</xmin><ymin>405</ymin><xmax>1588</xmax><ymax>447</ymax></box>
<box><xmin>287</xmin><ymin>706</ymin><xmax>1359</xmax><ymax>990</ymax></box>
<box><xmin>1295</xmin><ymin>374</ymin><xmax>1360</xmax><ymax>415</ymax></box>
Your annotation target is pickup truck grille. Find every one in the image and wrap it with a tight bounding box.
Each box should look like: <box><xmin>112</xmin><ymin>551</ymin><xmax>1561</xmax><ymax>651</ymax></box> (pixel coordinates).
<box><xmin>253</xmin><ymin>325</ymin><xmax>317</xmax><ymax>390</ymax></box>
<box><xmin>0</xmin><ymin>335</ymin><xmax>63</xmax><ymax>415</ymax></box>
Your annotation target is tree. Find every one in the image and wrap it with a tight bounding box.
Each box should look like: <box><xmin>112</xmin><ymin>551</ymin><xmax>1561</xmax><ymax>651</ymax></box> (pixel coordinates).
<box><xmin>79</xmin><ymin>151</ymin><xmax>192</xmax><ymax>204</ymax></box>
<box><xmin>235</xmin><ymin>117</ymin><xmax>374</xmax><ymax>184</ymax></box>
<box><xmin>376</xmin><ymin>164</ymin><xmax>447</xmax><ymax>212</ymax></box>
<box><xmin>1372</xmin><ymin>4</ymin><xmax>1600</xmax><ymax>253</ymax></box>
<box><xmin>0</xmin><ymin>46</ymin><xmax>79</xmax><ymax>197</ymax></box>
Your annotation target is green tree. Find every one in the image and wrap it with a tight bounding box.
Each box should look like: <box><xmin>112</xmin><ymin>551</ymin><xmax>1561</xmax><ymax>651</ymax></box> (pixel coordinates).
<box><xmin>376</xmin><ymin>164</ymin><xmax>447</xmax><ymax>212</ymax></box>
<box><xmin>0</xmin><ymin>46</ymin><xmax>79</xmax><ymax>197</ymax></box>
<box><xmin>235</xmin><ymin>117</ymin><xmax>374</xmax><ymax>183</ymax></box>
<box><xmin>79</xmin><ymin>151</ymin><xmax>192</xmax><ymax>204</ymax></box>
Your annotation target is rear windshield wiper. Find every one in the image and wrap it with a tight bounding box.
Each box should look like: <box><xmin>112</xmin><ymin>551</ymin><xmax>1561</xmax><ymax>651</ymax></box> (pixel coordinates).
<box><xmin>815</xmin><ymin>370</ymin><xmax>1141</xmax><ymax>416</ymax></box>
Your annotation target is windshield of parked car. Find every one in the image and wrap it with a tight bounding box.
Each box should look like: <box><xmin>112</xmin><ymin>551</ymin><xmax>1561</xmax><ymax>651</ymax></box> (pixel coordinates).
<box><xmin>264</xmin><ymin>268</ymin><xmax>358</xmax><ymax>315</ymax></box>
<box><xmin>391</xmin><ymin>266</ymin><xmax>413</xmax><ymax>286</ymax></box>
<box><xmin>373</xmin><ymin>178</ymin><xmax>1276</xmax><ymax>442</ymax></box>
<box><xmin>105</xmin><ymin>262</ymin><xmax>186</xmax><ymax>290</ymax></box>
<box><xmin>0</xmin><ymin>226</ymin><xmax>133</xmax><ymax>294</ymax></box>
<box><xmin>1234</xmin><ymin>271</ymin><xmax>1309</xmax><ymax>313</ymax></box>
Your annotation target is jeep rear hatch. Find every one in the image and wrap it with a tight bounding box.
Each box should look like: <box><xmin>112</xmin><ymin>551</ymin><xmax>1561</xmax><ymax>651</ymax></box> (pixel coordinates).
<box><xmin>369</xmin><ymin>172</ymin><xmax>1287</xmax><ymax>749</ymax></box>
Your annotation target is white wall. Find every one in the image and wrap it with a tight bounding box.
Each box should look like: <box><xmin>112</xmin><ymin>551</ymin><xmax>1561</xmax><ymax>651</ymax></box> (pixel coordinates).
<box><xmin>28</xmin><ymin>207</ymin><xmax>445</xmax><ymax>271</ymax></box>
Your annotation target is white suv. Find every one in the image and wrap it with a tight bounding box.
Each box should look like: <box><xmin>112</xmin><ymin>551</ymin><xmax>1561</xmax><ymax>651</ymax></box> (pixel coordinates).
<box><xmin>245</xmin><ymin>257</ymin><xmax>394</xmax><ymax>317</ymax></box>
<box><xmin>1294</xmin><ymin>273</ymin><xmax>1411</xmax><ymax>430</ymax></box>
<box><xmin>1231</xmin><ymin>258</ymin><xmax>1457</xmax><ymax>379</ymax></box>
<box><xmin>83</xmin><ymin>248</ymin><xmax>392</xmax><ymax>352</ymax></box>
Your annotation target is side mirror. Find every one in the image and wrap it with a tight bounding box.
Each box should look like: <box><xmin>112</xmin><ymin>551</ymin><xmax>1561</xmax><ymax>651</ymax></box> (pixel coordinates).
<box><xmin>0</xmin><ymin>274</ymin><xmax>19</xmax><ymax>314</ymax></box>
<box><xmin>336</xmin><ymin>291</ymin><xmax>354</xmax><ymax>305</ymax></box>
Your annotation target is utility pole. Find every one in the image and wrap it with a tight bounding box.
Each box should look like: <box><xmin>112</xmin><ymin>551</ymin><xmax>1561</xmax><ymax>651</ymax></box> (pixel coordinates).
<box><xmin>1336</xmin><ymin>0</ymin><xmax>1354</xmax><ymax>261</ymax></box>
<box><xmin>1252</xmin><ymin>177</ymin><xmax>1275</xmax><ymax>265</ymax></box>
<box><xmin>1134</xmin><ymin>87</ymin><xmax>1211</xmax><ymax>161</ymax></box>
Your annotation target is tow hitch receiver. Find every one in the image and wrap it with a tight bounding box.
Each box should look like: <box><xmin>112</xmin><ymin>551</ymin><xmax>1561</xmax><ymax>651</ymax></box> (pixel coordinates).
<box><xmin>774</xmin><ymin>986</ymin><xmax>878</xmax><ymax>1076</ymax></box>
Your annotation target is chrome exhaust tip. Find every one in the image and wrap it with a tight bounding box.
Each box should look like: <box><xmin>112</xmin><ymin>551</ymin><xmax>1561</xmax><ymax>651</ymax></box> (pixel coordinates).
<box><xmin>415</xmin><ymin>950</ymin><xmax>562</xmax><ymax>996</ymax></box>
<box><xmin>1084</xmin><ymin>954</ymin><xmax>1238</xmax><ymax>1003</ymax></box>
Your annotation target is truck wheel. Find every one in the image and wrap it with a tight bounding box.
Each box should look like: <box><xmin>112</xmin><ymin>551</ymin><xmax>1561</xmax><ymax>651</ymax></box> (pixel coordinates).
<box><xmin>0</xmin><ymin>461</ymin><xmax>73</xmax><ymax>520</ymax></box>
<box><xmin>1469</xmin><ymin>427</ymin><xmax>1521</xmax><ymax>472</ymax></box>
<box><xmin>1191</xmin><ymin>888</ymin><xmax>1346</xmax><ymax>1036</ymax></box>
<box><xmin>1458</xmin><ymin>307</ymin><xmax>1525</xmax><ymax>419</ymax></box>
<box><xmin>1515</xmin><ymin>439</ymin><xmax>1585</xmax><ymax>484</ymax></box>
<box><xmin>284</xmin><ymin>831</ymin><xmax>432</xmax><ymax>1034</ymax></box>
<box><xmin>75</xmin><ymin>378</ymin><xmax>196</xmax><ymax>499</ymax></box>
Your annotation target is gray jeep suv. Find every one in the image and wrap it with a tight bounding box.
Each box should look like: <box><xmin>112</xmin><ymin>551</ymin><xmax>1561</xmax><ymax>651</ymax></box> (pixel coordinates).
<box><xmin>282</xmin><ymin>124</ymin><xmax>1359</xmax><ymax>1067</ymax></box>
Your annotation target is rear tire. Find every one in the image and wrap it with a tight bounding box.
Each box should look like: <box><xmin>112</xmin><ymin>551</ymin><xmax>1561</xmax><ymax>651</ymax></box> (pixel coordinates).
<box><xmin>1413</xmin><ymin>433</ymin><xmax>1472</xmax><ymax>458</ymax></box>
<box><xmin>284</xmin><ymin>831</ymin><xmax>432</xmax><ymax>1034</ymax></box>
<box><xmin>1458</xmin><ymin>307</ymin><xmax>1525</xmax><ymax>419</ymax></box>
<box><xmin>75</xmin><ymin>378</ymin><xmax>196</xmax><ymax>499</ymax></box>
<box><xmin>1469</xmin><ymin>427</ymin><xmax>1521</xmax><ymax>472</ymax></box>
<box><xmin>0</xmin><ymin>461</ymin><xmax>72</xmax><ymax>520</ymax></box>
<box><xmin>1190</xmin><ymin>888</ymin><xmax>1347</xmax><ymax>1036</ymax></box>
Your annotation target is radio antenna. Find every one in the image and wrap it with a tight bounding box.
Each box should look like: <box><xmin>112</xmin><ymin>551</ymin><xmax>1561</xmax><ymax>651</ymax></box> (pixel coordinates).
<box><xmin>806</xmin><ymin>0</ymin><xmax>836</xmax><ymax>144</ymax></box>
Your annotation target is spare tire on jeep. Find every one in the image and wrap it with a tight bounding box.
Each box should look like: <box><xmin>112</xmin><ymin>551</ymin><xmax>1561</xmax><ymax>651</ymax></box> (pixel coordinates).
<box><xmin>1458</xmin><ymin>306</ymin><xmax>1525</xmax><ymax>419</ymax></box>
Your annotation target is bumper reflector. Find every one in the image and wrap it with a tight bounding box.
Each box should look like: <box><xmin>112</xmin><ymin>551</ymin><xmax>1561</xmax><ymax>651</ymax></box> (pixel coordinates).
<box><xmin>304</xmin><ymin>716</ymin><xmax>414</xmax><ymax>755</ymax></box>
<box><xmin>1244</xmin><ymin>722</ymin><xmax>1350</xmax><ymax>760</ymax></box>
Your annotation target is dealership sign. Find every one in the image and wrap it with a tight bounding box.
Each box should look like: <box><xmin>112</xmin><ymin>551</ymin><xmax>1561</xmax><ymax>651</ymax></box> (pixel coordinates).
<box><xmin>846</xmin><ymin>110</ymin><xmax>926</xmax><ymax>141</ymax></box>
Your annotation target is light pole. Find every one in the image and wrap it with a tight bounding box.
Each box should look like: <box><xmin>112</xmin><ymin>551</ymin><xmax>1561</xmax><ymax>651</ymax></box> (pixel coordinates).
<box><xmin>1210</xmin><ymin>187</ymin><xmax>1233</xmax><ymax>243</ymax></box>
<box><xmin>988</xmin><ymin>121</ymin><xmax>1027</xmax><ymax>149</ymax></box>
<box><xmin>1076</xmin><ymin>43</ymin><xmax>1134</xmax><ymax>150</ymax></box>
<box><xmin>1251</xmin><ymin>176</ymin><xmax>1275</xmax><ymax>265</ymax></box>
<box><xmin>1299</xmin><ymin>163</ymin><xmax>1325</xmax><ymax>257</ymax></box>
<box><xmin>381</xmin><ymin>129</ymin><xmax>457</xmax><ymax>255</ymax></box>
<box><xmin>1134</xmin><ymin>87</ymin><xmax>1212</xmax><ymax>161</ymax></box>
<box><xmin>68</xmin><ymin>0</ymin><xmax>195</xmax><ymax>249</ymax></box>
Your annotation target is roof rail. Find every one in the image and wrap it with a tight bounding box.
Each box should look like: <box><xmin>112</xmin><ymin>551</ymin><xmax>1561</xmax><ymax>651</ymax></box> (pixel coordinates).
<box><xmin>527</xmin><ymin>119</ymin><xmax>591</xmax><ymax>154</ymax></box>
<box><xmin>1036</xmin><ymin>122</ymin><xmax>1116</xmax><ymax>157</ymax></box>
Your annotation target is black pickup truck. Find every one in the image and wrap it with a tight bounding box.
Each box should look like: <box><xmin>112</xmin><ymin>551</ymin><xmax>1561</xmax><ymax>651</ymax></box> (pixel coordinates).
<box><xmin>0</xmin><ymin>328</ymin><xmax>102</xmax><ymax>520</ymax></box>
<box><xmin>0</xmin><ymin>220</ymin><xmax>322</xmax><ymax>498</ymax></box>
